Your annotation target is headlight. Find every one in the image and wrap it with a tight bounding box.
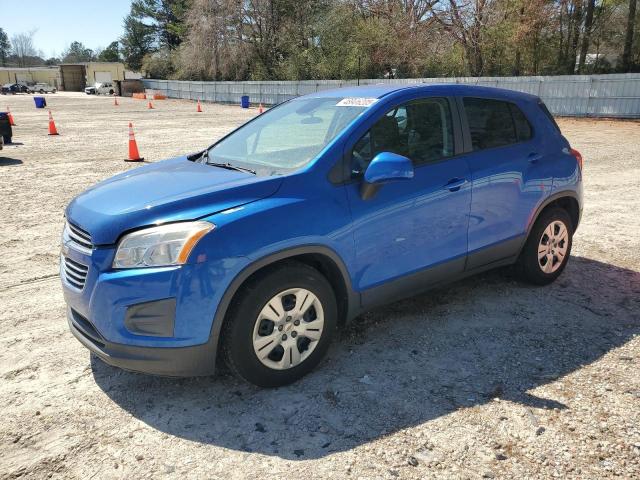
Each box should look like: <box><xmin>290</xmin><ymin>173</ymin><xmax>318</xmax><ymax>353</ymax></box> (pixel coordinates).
<box><xmin>113</xmin><ymin>221</ymin><xmax>214</xmax><ymax>269</ymax></box>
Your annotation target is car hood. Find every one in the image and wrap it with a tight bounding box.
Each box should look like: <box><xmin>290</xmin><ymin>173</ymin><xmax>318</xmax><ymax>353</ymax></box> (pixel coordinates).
<box><xmin>66</xmin><ymin>156</ymin><xmax>283</xmax><ymax>245</ymax></box>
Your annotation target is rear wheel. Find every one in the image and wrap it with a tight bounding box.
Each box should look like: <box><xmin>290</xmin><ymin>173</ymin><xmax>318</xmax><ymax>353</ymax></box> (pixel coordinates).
<box><xmin>222</xmin><ymin>262</ymin><xmax>337</xmax><ymax>387</ymax></box>
<box><xmin>517</xmin><ymin>207</ymin><xmax>573</xmax><ymax>285</ymax></box>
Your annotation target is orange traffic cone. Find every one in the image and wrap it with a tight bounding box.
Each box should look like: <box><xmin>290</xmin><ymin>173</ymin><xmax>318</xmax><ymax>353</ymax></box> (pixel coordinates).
<box><xmin>114</xmin><ymin>96</ymin><xmax>119</xmax><ymax>106</ymax></box>
<box><xmin>259</xmin><ymin>103</ymin><xmax>264</xmax><ymax>114</ymax></box>
<box><xmin>7</xmin><ymin>106</ymin><xmax>16</xmax><ymax>126</ymax></box>
<box><xmin>125</xmin><ymin>122</ymin><xmax>144</xmax><ymax>162</ymax></box>
<box><xmin>48</xmin><ymin>110</ymin><xmax>59</xmax><ymax>135</ymax></box>
<box><xmin>148</xmin><ymin>100</ymin><xmax>154</xmax><ymax>109</ymax></box>
<box><xmin>197</xmin><ymin>99</ymin><xmax>202</xmax><ymax>113</ymax></box>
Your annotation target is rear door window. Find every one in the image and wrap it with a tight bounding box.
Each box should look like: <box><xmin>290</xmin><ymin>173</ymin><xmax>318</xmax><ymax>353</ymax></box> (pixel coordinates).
<box><xmin>463</xmin><ymin>97</ymin><xmax>533</xmax><ymax>151</ymax></box>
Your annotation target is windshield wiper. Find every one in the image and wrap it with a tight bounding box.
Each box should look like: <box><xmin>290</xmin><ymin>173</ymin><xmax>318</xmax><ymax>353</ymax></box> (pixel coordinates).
<box><xmin>199</xmin><ymin>150</ymin><xmax>256</xmax><ymax>175</ymax></box>
<box><xmin>208</xmin><ymin>161</ymin><xmax>257</xmax><ymax>175</ymax></box>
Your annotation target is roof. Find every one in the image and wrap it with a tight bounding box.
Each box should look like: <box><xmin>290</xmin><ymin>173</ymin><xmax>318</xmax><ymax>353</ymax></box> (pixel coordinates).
<box><xmin>0</xmin><ymin>66</ymin><xmax>59</xmax><ymax>71</ymax></box>
<box><xmin>307</xmin><ymin>83</ymin><xmax>539</xmax><ymax>102</ymax></box>
<box><xmin>59</xmin><ymin>62</ymin><xmax>124</xmax><ymax>66</ymax></box>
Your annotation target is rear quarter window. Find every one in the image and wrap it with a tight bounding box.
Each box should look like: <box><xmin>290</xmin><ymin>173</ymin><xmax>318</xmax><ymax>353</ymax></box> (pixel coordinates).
<box><xmin>538</xmin><ymin>101</ymin><xmax>561</xmax><ymax>133</ymax></box>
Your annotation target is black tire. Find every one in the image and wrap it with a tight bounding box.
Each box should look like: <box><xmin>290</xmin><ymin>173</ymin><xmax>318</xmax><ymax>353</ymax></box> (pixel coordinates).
<box><xmin>222</xmin><ymin>261</ymin><xmax>337</xmax><ymax>387</ymax></box>
<box><xmin>39</xmin><ymin>89</ymin><xmax>44</xmax><ymax>94</ymax></box>
<box><xmin>517</xmin><ymin>207</ymin><xmax>573</xmax><ymax>285</ymax></box>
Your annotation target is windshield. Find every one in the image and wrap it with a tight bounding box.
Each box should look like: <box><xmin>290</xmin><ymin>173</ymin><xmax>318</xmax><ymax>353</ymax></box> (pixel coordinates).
<box><xmin>206</xmin><ymin>97</ymin><xmax>374</xmax><ymax>176</ymax></box>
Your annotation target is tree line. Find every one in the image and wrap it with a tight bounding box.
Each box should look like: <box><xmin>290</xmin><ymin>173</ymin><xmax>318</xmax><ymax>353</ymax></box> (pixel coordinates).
<box><xmin>2</xmin><ymin>0</ymin><xmax>638</xmax><ymax>80</ymax></box>
<box><xmin>0</xmin><ymin>28</ymin><xmax>121</xmax><ymax>68</ymax></box>
<box><xmin>124</xmin><ymin>0</ymin><xmax>640</xmax><ymax>79</ymax></box>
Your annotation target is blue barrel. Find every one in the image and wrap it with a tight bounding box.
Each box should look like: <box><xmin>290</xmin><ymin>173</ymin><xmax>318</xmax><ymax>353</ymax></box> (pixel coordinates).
<box><xmin>0</xmin><ymin>112</ymin><xmax>12</xmax><ymax>144</ymax></box>
<box><xmin>240</xmin><ymin>95</ymin><xmax>250</xmax><ymax>109</ymax></box>
<box><xmin>34</xmin><ymin>96</ymin><xmax>47</xmax><ymax>108</ymax></box>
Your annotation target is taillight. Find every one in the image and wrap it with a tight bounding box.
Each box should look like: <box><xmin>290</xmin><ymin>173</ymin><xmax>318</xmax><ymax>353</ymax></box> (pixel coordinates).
<box><xmin>570</xmin><ymin>148</ymin><xmax>583</xmax><ymax>171</ymax></box>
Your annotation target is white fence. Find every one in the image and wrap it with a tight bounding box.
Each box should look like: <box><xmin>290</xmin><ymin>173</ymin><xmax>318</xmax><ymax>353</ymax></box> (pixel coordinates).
<box><xmin>143</xmin><ymin>74</ymin><xmax>640</xmax><ymax>118</ymax></box>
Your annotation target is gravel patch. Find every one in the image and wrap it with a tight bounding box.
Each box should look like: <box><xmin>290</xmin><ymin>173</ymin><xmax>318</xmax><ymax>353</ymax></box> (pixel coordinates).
<box><xmin>0</xmin><ymin>93</ymin><xmax>638</xmax><ymax>479</ymax></box>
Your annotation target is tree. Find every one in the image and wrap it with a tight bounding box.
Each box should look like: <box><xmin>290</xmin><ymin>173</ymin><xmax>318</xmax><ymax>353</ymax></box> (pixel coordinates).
<box><xmin>176</xmin><ymin>0</ymin><xmax>248</xmax><ymax>80</ymax></box>
<box><xmin>98</xmin><ymin>41</ymin><xmax>121</xmax><ymax>62</ymax></box>
<box><xmin>578</xmin><ymin>0</ymin><xmax>597</xmax><ymax>72</ymax></box>
<box><xmin>430</xmin><ymin>0</ymin><xmax>496</xmax><ymax>76</ymax></box>
<box><xmin>0</xmin><ymin>28</ymin><xmax>10</xmax><ymax>67</ymax></box>
<box><xmin>621</xmin><ymin>0</ymin><xmax>637</xmax><ymax>71</ymax></box>
<box><xmin>142</xmin><ymin>49</ymin><xmax>174</xmax><ymax>77</ymax></box>
<box><xmin>11</xmin><ymin>30</ymin><xmax>38</xmax><ymax>67</ymax></box>
<box><xmin>567</xmin><ymin>0</ymin><xmax>584</xmax><ymax>73</ymax></box>
<box><xmin>121</xmin><ymin>14</ymin><xmax>156</xmax><ymax>71</ymax></box>
<box><xmin>130</xmin><ymin>0</ymin><xmax>189</xmax><ymax>50</ymax></box>
<box><xmin>62</xmin><ymin>41</ymin><xmax>95</xmax><ymax>62</ymax></box>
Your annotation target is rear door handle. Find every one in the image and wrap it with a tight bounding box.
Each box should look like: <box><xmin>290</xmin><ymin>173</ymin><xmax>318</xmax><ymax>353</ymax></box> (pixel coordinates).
<box><xmin>528</xmin><ymin>152</ymin><xmax>543</xmax><ymax>163</ymax></box>
<box><xmin>443</xmin><ymin>178</ymin><xmax>467</xmax><ymax>192</ymax></box>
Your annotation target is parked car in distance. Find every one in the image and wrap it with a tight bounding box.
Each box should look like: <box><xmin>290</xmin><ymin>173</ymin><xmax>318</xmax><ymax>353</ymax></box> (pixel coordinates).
<box><xmin>84</xmin><ymin>82</ymin><xmax>115</xmax><ymax>95</ymax></box>
<box><xmin>1</xmin><ymin>83</ymin><xmax>30</xmax><ymax>94</ymax></box>
<box><xmin>28</xmin><ymin>82</ymin><xmax>57</xmax><ymax>94</ymax></box>
<box><xmin>61</xmin><ymin>84</ymin><xmax>583</xmax><ymax>387</ymax></box>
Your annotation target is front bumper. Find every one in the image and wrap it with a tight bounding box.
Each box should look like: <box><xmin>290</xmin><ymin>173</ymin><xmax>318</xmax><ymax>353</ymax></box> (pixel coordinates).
<box><xmin>68</xmin><ymin>307</ymin><xmax>216</xmax><ymax>376</ymax></box>
<box><xmin>61</xmin><ymin>238</ymin><xmax>248</xmax><ymax>376</ymax></box>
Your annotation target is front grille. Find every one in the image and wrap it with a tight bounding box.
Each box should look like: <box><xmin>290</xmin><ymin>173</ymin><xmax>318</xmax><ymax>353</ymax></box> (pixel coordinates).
<box><xmin>63</xmin><ymin>256</ymin><xmax>89</xmax><ymax>290</ymax></box>
<box><xmin>67</xmin><ymin>222</ymin><xmax>93</xmax><ymax>251</ymax></box>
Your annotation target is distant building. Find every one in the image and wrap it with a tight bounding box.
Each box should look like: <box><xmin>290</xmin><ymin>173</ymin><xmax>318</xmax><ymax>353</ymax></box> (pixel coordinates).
<box><xmin>0</xmin><ymin>62</ymin><xmax>140</xmax><ymax>91</ymax></box>
<box><xmin>60</xmin><ymin>62</ymin><xmax>128</xmax><ymax>91</ymax></box>
<box><xmin>575</xmin><ymin>53</ymin><xmax>618</xmax><ymax>70</ymax></box>
<box><xmin>0</xmin><ymin>66</ymin><xmax>61</xmax><ymax>87</ymax></box>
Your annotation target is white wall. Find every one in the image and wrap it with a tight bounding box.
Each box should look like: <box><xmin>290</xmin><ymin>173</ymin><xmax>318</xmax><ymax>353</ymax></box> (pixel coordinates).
<box><xmin>142</xmin><ymin>74</ymin><xmax>640</xmax><ymax>118</ymax></box>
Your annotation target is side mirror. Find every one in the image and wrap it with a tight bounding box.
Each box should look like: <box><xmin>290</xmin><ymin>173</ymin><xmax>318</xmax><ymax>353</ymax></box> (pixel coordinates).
<box><xmin>361</xmin><ymin>152</ymin><xmax>414</xmax><ymax>200</ymax></box>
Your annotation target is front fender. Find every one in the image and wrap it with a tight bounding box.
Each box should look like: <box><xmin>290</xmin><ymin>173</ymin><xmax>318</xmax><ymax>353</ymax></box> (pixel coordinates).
<box><xmin>192</xmin><ymin>176</ymin><xmax>358</xmax><ymax>361</ymax></box>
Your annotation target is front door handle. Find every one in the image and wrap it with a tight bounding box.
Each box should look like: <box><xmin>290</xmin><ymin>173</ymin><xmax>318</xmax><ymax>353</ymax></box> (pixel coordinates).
<box><xmin>528</xmin><ymin>152</ymin><xmax>543</xmax><ymax>163</ymax></box>
<box><xmin>443</xmin><ymin>178</ymin><xmax>467</xmax><ymax>192</ymax></box>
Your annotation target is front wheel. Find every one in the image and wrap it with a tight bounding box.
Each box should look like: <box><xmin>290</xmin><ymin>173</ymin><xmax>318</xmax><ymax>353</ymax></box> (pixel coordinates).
<box><xmin>517</xmin><ymin>207</ymin><xmax>573</xmax><ymax>285</ymax></box>
<box><xmin>222</xmin><ymin>262</ymin><xmax>337</xmax><ymax>387</ymax></box>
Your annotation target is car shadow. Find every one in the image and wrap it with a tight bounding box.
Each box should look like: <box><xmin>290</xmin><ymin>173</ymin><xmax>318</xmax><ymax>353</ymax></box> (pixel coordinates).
<box><xmin>92</xmin><ymin>256</ymin><xmax>640</xmax><ymax>460</ymax></box>
<box><xmin>0</xmin><ymin>157</ymin><xmax>23</xmax><ymax>166</ymax></box>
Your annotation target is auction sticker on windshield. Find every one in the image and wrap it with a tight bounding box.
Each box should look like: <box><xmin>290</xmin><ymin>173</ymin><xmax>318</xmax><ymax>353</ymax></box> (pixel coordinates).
<box><xmin>336</xmin><ymin>97</ymin><xmax>378</xmax><ymax>107</ymax></box>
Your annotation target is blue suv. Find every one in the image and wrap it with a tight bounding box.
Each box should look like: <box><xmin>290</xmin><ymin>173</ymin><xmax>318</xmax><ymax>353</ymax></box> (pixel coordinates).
<box><xmin>61</xmin><ymin>85</ymin><xmax>583</xmax><ymax>386</ymax></box>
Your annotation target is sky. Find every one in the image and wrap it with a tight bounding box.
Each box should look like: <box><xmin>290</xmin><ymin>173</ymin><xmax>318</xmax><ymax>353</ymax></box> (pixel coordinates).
<box><xmin>2</xmin><ymin>0</ymin><xmax>133</xmax><ymax>58</ymax></box>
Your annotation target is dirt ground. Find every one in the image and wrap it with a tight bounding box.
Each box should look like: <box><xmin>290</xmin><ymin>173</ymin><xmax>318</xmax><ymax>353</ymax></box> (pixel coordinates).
<box><xmin>0</xmin><ymin>93</ymin><xmax>638</xmax><ymax>480</ymax></box>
